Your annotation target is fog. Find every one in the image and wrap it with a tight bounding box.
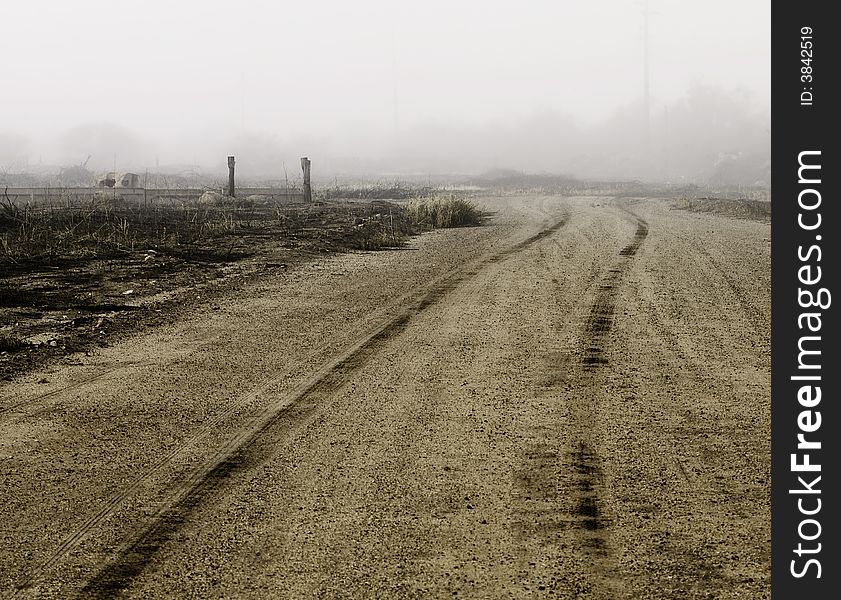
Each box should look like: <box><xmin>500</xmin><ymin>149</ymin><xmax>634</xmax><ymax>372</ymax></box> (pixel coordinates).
<box><xmin>2</xmin><ymin>0</ymin><xmax>769</xmax><ymax>184</ymax></box>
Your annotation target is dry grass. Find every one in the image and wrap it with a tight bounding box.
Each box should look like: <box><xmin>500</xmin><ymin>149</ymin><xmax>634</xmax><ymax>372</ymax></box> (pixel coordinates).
<box><xmin>671</xmin><ymin>197</ymin><xmax>771</xmax><ymax>223</ymax></box>
<box><xmin>406</xmin><ymin>196</ymin><xmax>484</xmax><ymax>230</ymax></box>
<box><xmin>0</xmin><ymin>192</ymin><xmax>422</xmax><ymax>263</ymax></box>
<box><xmin>316</xmin><ymin>182</ymin><xmax>435</xmax><ymax>201</ymax></box>
<box><xmin>0</xmin><ymin>192</ymin><xmax>248</xmax><ymax>262</ymax></box>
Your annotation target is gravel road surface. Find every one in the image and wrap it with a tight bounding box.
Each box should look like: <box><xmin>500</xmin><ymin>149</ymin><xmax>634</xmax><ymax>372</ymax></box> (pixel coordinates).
<box><xmin>0</xmin><ymin>195</ymin><xmax>770</xmax><ymax>599</ymax></box>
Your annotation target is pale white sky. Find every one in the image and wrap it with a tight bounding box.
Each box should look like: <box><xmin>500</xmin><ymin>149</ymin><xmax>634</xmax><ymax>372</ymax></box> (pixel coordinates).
<box><xmin>2</xmin><ymin>0</ymin><xmax>769</xmax><ymax>169</ymax></box>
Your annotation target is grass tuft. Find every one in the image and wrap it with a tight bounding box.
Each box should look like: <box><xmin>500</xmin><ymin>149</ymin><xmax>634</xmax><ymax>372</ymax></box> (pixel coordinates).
<box><xmin>406</xmin><ymin>196</ymin><xmax>484</xmax><ymax>230</ymax></box>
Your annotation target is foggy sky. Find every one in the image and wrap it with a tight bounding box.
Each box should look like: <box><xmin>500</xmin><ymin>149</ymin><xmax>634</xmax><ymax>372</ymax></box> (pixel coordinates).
<box><xmin>2</xmin><ymin>0</ymin><xmax>769</xmax><ymax>181</ymax></box>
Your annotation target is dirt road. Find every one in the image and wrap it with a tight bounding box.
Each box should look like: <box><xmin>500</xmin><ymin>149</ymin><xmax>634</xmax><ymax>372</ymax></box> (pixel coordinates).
<box><xmin>0</xmin><ymin>195</ymin><xmax>770</xmax><ymax>599</ymax></box>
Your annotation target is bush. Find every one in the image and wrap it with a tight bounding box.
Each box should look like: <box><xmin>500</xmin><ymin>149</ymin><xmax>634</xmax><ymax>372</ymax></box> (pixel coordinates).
<box><xmin>406</xmin><ymin>196</ymin><xmax>483</xmax><ymax>229</ymax></box>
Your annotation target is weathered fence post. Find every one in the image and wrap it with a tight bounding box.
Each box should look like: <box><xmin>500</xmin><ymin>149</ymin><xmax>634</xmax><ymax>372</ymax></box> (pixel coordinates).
<box><xmin>301</xmin><ymin>157</ymin><xmax>312</xmax><ymax>202</ymax></box>
<box><xmin>227</xmin><ymin>156</ymin><xmax>236</xmax><ymax>197</ymax></box>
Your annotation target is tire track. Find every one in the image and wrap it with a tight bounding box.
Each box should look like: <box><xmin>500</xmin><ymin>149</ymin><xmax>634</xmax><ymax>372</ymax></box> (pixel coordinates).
<box><xmin>0</xmin><ymin>364</ymin><xmax>142</xmax><ymax>421</ymax></box>
<box><xmin>15</xmin><ymin>212</ymin><xmax>569</xmax><ymax>597</ymax></box>
<box><xmin>13</xmin><ymin>271</ymin><xmax>463</xmax><ymax>595</ymax></box>
<box><xmin>582</xmin><ymin>209</ymin><xmax>648</xmax><ymax>370</ymax></box>
<box><xmin>570</xmin><ymin>203</ymin><xmax>648</xmax><ymax>583</ymax></box>
<box><xmin>605</xmin><ymin>216</ymin><xmax>770</xmax><ymax>597</ymax></box>
<box><xmin>619</xmin><ymin>219</ymin><xmax>649</xmax><ymax>257</ymax></box>
<box><xmin>12</xmin><ymin>212</ymin><xmax>553</xmax><ymax>590</ymax></box>
<box><xmin>2</xmin><ymin>202</ymin><xmax>558</xmax><ymax>424</ymax></box>
<box><xmin>571</xmin><ymin>441</ymin><xmax>609</xmax><ymax>551</ymax></box>
<box><xmin>512</xmin><ymin>202</ymin><xmax>645</xmax><ymax>597</ymax></box>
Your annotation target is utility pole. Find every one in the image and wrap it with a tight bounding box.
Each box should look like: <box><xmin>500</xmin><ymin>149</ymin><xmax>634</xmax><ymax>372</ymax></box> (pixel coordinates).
<box><xmin>391</xmin><ymin>27</ymin><xmax>399</xmax><ymax>134</ymax></box>
<box><xmin>227</xmin><ymin>156</ymin><xmax>236</xmax><ymax>198</ymax></box>
<box><xmin>643</xmin><ymin>0</ymin><xmax>652</xmax><ymax>166</ymax></box>
<box><xmin>663</xmin><ymin>105</ymin><xmax>669</xmax><ymax>181</ymax></box>
<box><xmin>301</xmin><ymin>157</ymin><xmax>312</xmax><ymax>203</ymax></box>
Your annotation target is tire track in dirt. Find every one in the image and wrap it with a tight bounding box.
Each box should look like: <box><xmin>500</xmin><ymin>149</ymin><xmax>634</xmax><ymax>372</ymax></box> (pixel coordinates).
<box><xmin>0</xmin><ymin>364</ymin><xmax>143</xmax><ymax>421</ymax></box>
<box><xmin>12</xmin><ymin>212</ymin><xmax>554</xmax><ymax>592</ymax></box>
<box><xmin>603</xmin><ymin>213</ymin><xmax>770</xmax><ymax>597</ymax></box>
<box><xmin>13</xmin><ymin>278</ymin><xmax>460</xmax><ymax>595</ymax></box>
<box><xmin>17</xmin><ymin>213</ymin><xmax>569</xmax><ymax>598</ymax></box>
<box><xmin>569</xmin><ymin>204</ymin><xmax>647</xmax><ymax>585</ymax></box>
<box><xmin>582</xmin><ymin>210</ymin><xmax>648</xmax><ymax>370</ymax></box>
<box><xmin>10</xmin><ymin>342</ymin><xmax>348</xmax><ymax>593</ymax></box>
<box><xmin>510</xmin><ymin>201</ymin><xmax>645</xmax><ymax>597</ymax></box>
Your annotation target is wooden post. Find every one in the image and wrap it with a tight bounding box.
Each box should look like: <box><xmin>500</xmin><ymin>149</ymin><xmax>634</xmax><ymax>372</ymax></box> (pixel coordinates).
<box><xmin>301</xmin><ymin>156</ymin><xmax>312</xmax><ymax>203</ymax></box>
<box><xmin>227</xmin><ymin>156</ymin><xmax>236</xmax><ymax>197</ymax></box>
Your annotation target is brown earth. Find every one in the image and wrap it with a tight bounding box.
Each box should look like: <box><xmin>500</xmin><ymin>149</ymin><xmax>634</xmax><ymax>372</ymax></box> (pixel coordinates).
<box><xmin>0</xmin><ymin>195</ymin><xmax>770</xmax><ymax>599</ymax></box>
<box><xmin>0</xmin><ymin>199</ymin><xmax>416</xmax><ymax>381</ymax></box>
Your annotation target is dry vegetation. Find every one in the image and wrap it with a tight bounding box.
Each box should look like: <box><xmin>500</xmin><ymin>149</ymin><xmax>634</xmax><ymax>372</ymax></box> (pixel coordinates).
<box><xmin>316</xmin><ymin>182</ymin><xmax>436</xmax><ymax>201</ymax></box>
<box><xmin>0</xmin><ymin>189</ymin><xmax>483</xmax><ymax>379</ymax></box>
<box><xmin>406</xmin><ymin>196</ymin><xmax>485</xmax><ymax>229</ymax></box>
<box><xmin>0</xmin><ymin>191</ymin><xmax>482</xmax><ymax>263</ymax></box>
<box><xmin>0</xmin><ymin>193</ymin><xmax>414</xmax><ymax>262</ymax></box>
<box><xmin>670</xmin><ymin>196</ymin><xmax>771</xmax><ymax>223</ymax></box>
